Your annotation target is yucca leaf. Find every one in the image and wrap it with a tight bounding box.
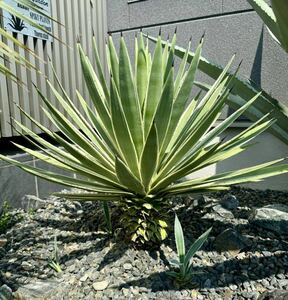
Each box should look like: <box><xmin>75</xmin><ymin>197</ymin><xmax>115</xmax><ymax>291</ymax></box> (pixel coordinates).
<box><xmin>143</xmin><ymin>36</ymin><xmax>163</xmax><ymax>138</ymax></box>
<box><xmin>156</xmin><ymin>79</ymin><xmax>230</xmax><ymax>183</ymax></box>
<box><xmin>47</xmin><ymin>81</ymin><xmax>114</xmax><ymax>165</ymax></box>
<box><xmin>107</xmin><ymin>35</ymin><xmax>120</xmax><ymax>88</ymax></box>
<box><xmin>195</xmin><ymin>81</ymin><xmax>288</xmax><ymax>144</ymax></box>
<box><xmin>110</xmin><ymin>78</ymin><xmax>140</xmax><ymax>178</ymax></box>
<box><xmin>163</xmin><ymin>31</ymin><xmax>176</xmax><ymax>81</ymax></box>
<box><xmin>162</xmin><ymin>36</ymin><xmax>169</xmax><ymax>74</ymax></box>
<box><xmin>75</xmin><ymin>91</ymin><xmax>119</xmax><ymax>153</ymax></box>
<box><xmin>92</xmin><ymin>35</ymin><xmax>110</xmax><ymax>101</ymax></box>
<box><xmin>164</xmin><ymin>159</ymin><xmax>287</xmax><ymax>195</ymax></box>
<box><xmin>183</xmin><ymin>227</ymin><xmax>211</xmax><ymax>272</ymax></box>
<box><xmin>36</xmin><ymin>87</ymin><xmax>115</xmax><ymax>172</ymax></box>
<box><xmin>174</xmin><ymin>39</ymin><xmax>191</xmax><ymax>93</ymax></box>
<box><xmin>166</xmin><ymin>92</ymin><xmax>200</xmax><ymax>153</ymax></box>
<box><xmin>54</xmin><ymin>192</ymin><xmax>125</xmax><ymax>201</ymax></box>
<box><xmin>155</xmin><ymin>67</ymin><xmax>174</xmax><ymax>150</ymax></box>
<box><xmin>174</xmin><ymin>214</ymin><xmax>185</xmax><ymax>264</ymax></box>
<box><xmin>247</xmin><ymin>0</ymin><xmax>281</xmax><ymax>43</ymax></box>
<box><xmin>12</xmin><ymin>119</ymin><xmax>123</xmax><ymax>188</ymax></box>
<box><xmin>137</xmin><ymin>32</ymin><xmax>148</xmax><ymax>108</ymax></box>
<box><xmin>271</xmin><ymin>0</ymin><xmax>288</xmax><ymax>52</ymax></box>
<box><xmin>0</xmin><ymin>154</ymin><xmax>123</xmax><ymax>193</ymax></box>
<box><xmin>48</xmin><ymin>62</ymin><xmax>114</xmax><ymax>161</ymax></box>
<box><xmin>119</xmin><ymin>36</ymin><xmax>144</xmax><ymax>156</ymax></box>
<box><xmin>140</xmin><ymin>123</ymin><xmax>159</xmax><ymax>190</ymax></box>
<box><xmin>78</xmin><ymin>43</ymin><xmax>114</xmax><ymax>137</ymax></box>
<box><xmin>163</xmin><ymin>38</ymin><xmax>203</xmax><ymax>152</ymax></box>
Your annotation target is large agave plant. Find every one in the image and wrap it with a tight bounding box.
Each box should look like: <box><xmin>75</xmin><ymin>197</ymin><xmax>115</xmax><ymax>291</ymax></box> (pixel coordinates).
<box><xmin>1</xmin><ymin>32</ymin><xmax>287</xmax><ymax>245</ymax></box>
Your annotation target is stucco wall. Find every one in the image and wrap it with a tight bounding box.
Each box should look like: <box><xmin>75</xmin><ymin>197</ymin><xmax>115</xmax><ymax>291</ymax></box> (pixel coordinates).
<box><xmin>107</xmin><ymin>0</ymin><xmax>288</xmax><ymax>190</ymax></box>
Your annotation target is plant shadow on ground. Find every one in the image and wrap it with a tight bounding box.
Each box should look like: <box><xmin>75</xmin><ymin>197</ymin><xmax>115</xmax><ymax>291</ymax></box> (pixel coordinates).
<box><xmin>115</xmin><ymin>251</ymin><xmax>288</xmax><ymax>291</ymax></box>
<box><xmin>1</xmin><ymin>187</ymin><xmax>287</xmax><ymax>292</ymax></box>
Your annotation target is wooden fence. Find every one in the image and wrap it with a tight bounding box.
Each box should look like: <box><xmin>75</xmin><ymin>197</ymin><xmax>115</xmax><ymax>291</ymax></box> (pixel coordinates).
<box><xmin>0</xmin><ymin>0</ymin><xmax>107</xmax><ymax>138</ymax></box>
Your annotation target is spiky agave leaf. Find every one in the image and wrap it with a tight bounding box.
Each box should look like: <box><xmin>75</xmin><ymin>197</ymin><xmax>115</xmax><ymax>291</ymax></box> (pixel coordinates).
<box><xmin>247</xmin><ymin>0</ymin><xmax>288</xmax><ymax>53</ymax></box>
<box><xmin>1</xmin><ymin>32</ymin><xmax>287</xmax><ymax>245</ymax></box>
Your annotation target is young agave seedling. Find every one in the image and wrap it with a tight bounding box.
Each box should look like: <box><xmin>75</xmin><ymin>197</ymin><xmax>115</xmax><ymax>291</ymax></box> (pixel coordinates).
<box><xmin>48</xmin><ymin>235</ymin><xmax>62</xmax><ymax>273</ymax></box>
<box><xmin>167</xmin><ymin>214</ymin><xmax>211</xmax><ymax>283</ymax></box>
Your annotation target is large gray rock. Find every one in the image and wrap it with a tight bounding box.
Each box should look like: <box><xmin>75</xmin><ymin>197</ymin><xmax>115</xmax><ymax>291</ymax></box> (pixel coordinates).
<box><xmin>0</xmin><ymin>285</ymin><xmax>13</xmax><ymax>300</ymax></box>
<box><xmin>13</xmin><ymin>280</ymin><xmax>65</xmax><ymax>300</ymax></box>
<box><xmin>203</xmin><ymin>204</ymin><xmax>234</xmax><ymax>221</ymax></box>
<box><xmin>220</xmin><ymin>194</ymin><xmax>239</xmax><ymax>210</ymax></box>
<box><xmin>257</xmin><ymin>290</ymin><xmax>288</xmax><ymax>300</ymax></box>
<box><xmin>214</xmin><ymin>228</ymin><xmax>248</xmax><ymax>253</ymax></box>
<box><xmin>249</xmin><ymin>204</ymin><xmax>288</xmax><ymax>235</ymax></box>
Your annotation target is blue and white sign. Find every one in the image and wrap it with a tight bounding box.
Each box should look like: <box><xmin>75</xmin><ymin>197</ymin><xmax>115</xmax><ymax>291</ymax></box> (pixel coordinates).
<box><xmin>3</xmin><ymin>0</ymin><xmax>52</xmax><ymax>41</ymax></box>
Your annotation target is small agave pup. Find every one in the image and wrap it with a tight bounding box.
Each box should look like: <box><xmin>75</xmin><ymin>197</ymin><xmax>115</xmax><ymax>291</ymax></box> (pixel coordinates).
<box><xmin>168</xmin><ymin>214</ymin><xmax>211</xmax><ymax>283</ymax></box>
<box><xmin>1</xmin><ymin>31</ymin><xmax>288</xmax><ymax>246</ymax></box>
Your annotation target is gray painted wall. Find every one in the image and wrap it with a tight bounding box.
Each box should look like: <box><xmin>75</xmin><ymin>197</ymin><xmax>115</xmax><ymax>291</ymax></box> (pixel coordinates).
<box><xmin>107</xmin><ymin>0</ymin><xmax>288</xmax><ymax>190</ymax></box>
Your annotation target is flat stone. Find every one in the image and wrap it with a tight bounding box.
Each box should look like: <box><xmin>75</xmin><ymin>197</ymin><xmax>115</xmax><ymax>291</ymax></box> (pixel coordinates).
<box><xmin>92</xmin><ymin>280</ymin><xmax>109</xmax><ymax>291</ymax></box>
<box><xmin>21</xmin><ymin>261</ymin><xmax>33</xmax><ymax>271</ymax></box>
<box><xmin>249</xmin><ymin>204</ymin><xmax>288</xmax><ymax>235</ymax></box>
<box><xmin>13</xmin><ymin>280</ymin><xmax>62</xmax><ymax>300</ymax></box>
<box><xmin>80</xmin><ymin>274</ymin><xmax>89</xmax><ymax>282</ymax></box>
<box><xmin>204</xmin><ymin>205</ymin><xmax>234</xmax><ymax>221</ymax></box>
<box><xmin>0</xmin><ymin>239</ymin><xmax>7</xmax><ymax>248</ymax></box>
<box><xmin>220</xmin><ymin>194</ymin><xmax>239</xmax><ymax>210</ymax></box>
<box><xmin>0</xmin><ymin>284</ymin><xmax>13</xmax><ymax>300</ymax></box>
<box><xmin>123</xmin><ymin>263</ymin><xmax>132</xmax><ymax>270</ymax></box>
<box><xmin>214</xmin><ymin>228</ymin><xmax>247</xmax><ymax>252</ymax></box>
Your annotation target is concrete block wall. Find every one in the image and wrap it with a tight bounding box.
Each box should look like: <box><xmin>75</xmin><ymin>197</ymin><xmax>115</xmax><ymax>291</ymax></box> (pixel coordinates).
<box><xmin>107</xmin><ymin>0</ymin><xmax>288</xmax><ymax>190</ymax></box>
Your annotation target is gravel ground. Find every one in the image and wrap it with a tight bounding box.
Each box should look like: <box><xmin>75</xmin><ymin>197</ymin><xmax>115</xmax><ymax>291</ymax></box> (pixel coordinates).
<box><xmin>0</xmin><ymin>186</ymin><xmax>288</xmax><ymax>300</ymax></box>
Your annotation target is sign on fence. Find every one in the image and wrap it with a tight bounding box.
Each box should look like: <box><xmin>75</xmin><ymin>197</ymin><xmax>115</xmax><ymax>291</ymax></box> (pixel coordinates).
<box><xmin>3</xmin><ymin>0</ymin><xmax>52</xmax><ymax>41</ymax></box>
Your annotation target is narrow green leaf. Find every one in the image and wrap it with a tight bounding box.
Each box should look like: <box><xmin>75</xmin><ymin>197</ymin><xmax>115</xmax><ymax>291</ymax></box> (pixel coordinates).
<box><xmin>140</xmin><ymin>123</ymin><xmax>159</xmax><ymax>190</ymax></box>
<box><xmin>174</xmin><ymin>214</ymin><xmax>186</xmax><ymax>264</ymax></box>
<box><xmin>78</xmin><ymin>43</ymin><xmax>114</xmax><ymax>137</ymax></box>
<box><xmin>137</xmin><ymin>32</ymin><xmax>148</xmax><ymax>108</ymax></box>
<box><xmin>107</xmin><ymin>35</ymin><xmax>119</xmax><ymax>88</ymax></box>
<box><xmin>119</xmin><ymin>36</ymin><xmax>144</xmax><ymax>156</ymax></box>
<box><xmin>183</xmin><ymin>227</ymin><xmax>211</xmax><ymax>271</ymax></box>
<box><xmin>92</xmin><ymin>35</ymin><xmax>110</xmax><ymax>101</ymax></box>
<box><xmin>110</xmin><ymin>78</ymin><xmax>140</xmax><ymax>178</ymax></box>
<box><xmin>143</xmin><ymin>36</ymin><xmax>163</xmax><ymax>138</ymax></box>
<box><xmin>155</xmin><ymin>67</ymin><xmax>174</xmax><ymax>150</ymax></box>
